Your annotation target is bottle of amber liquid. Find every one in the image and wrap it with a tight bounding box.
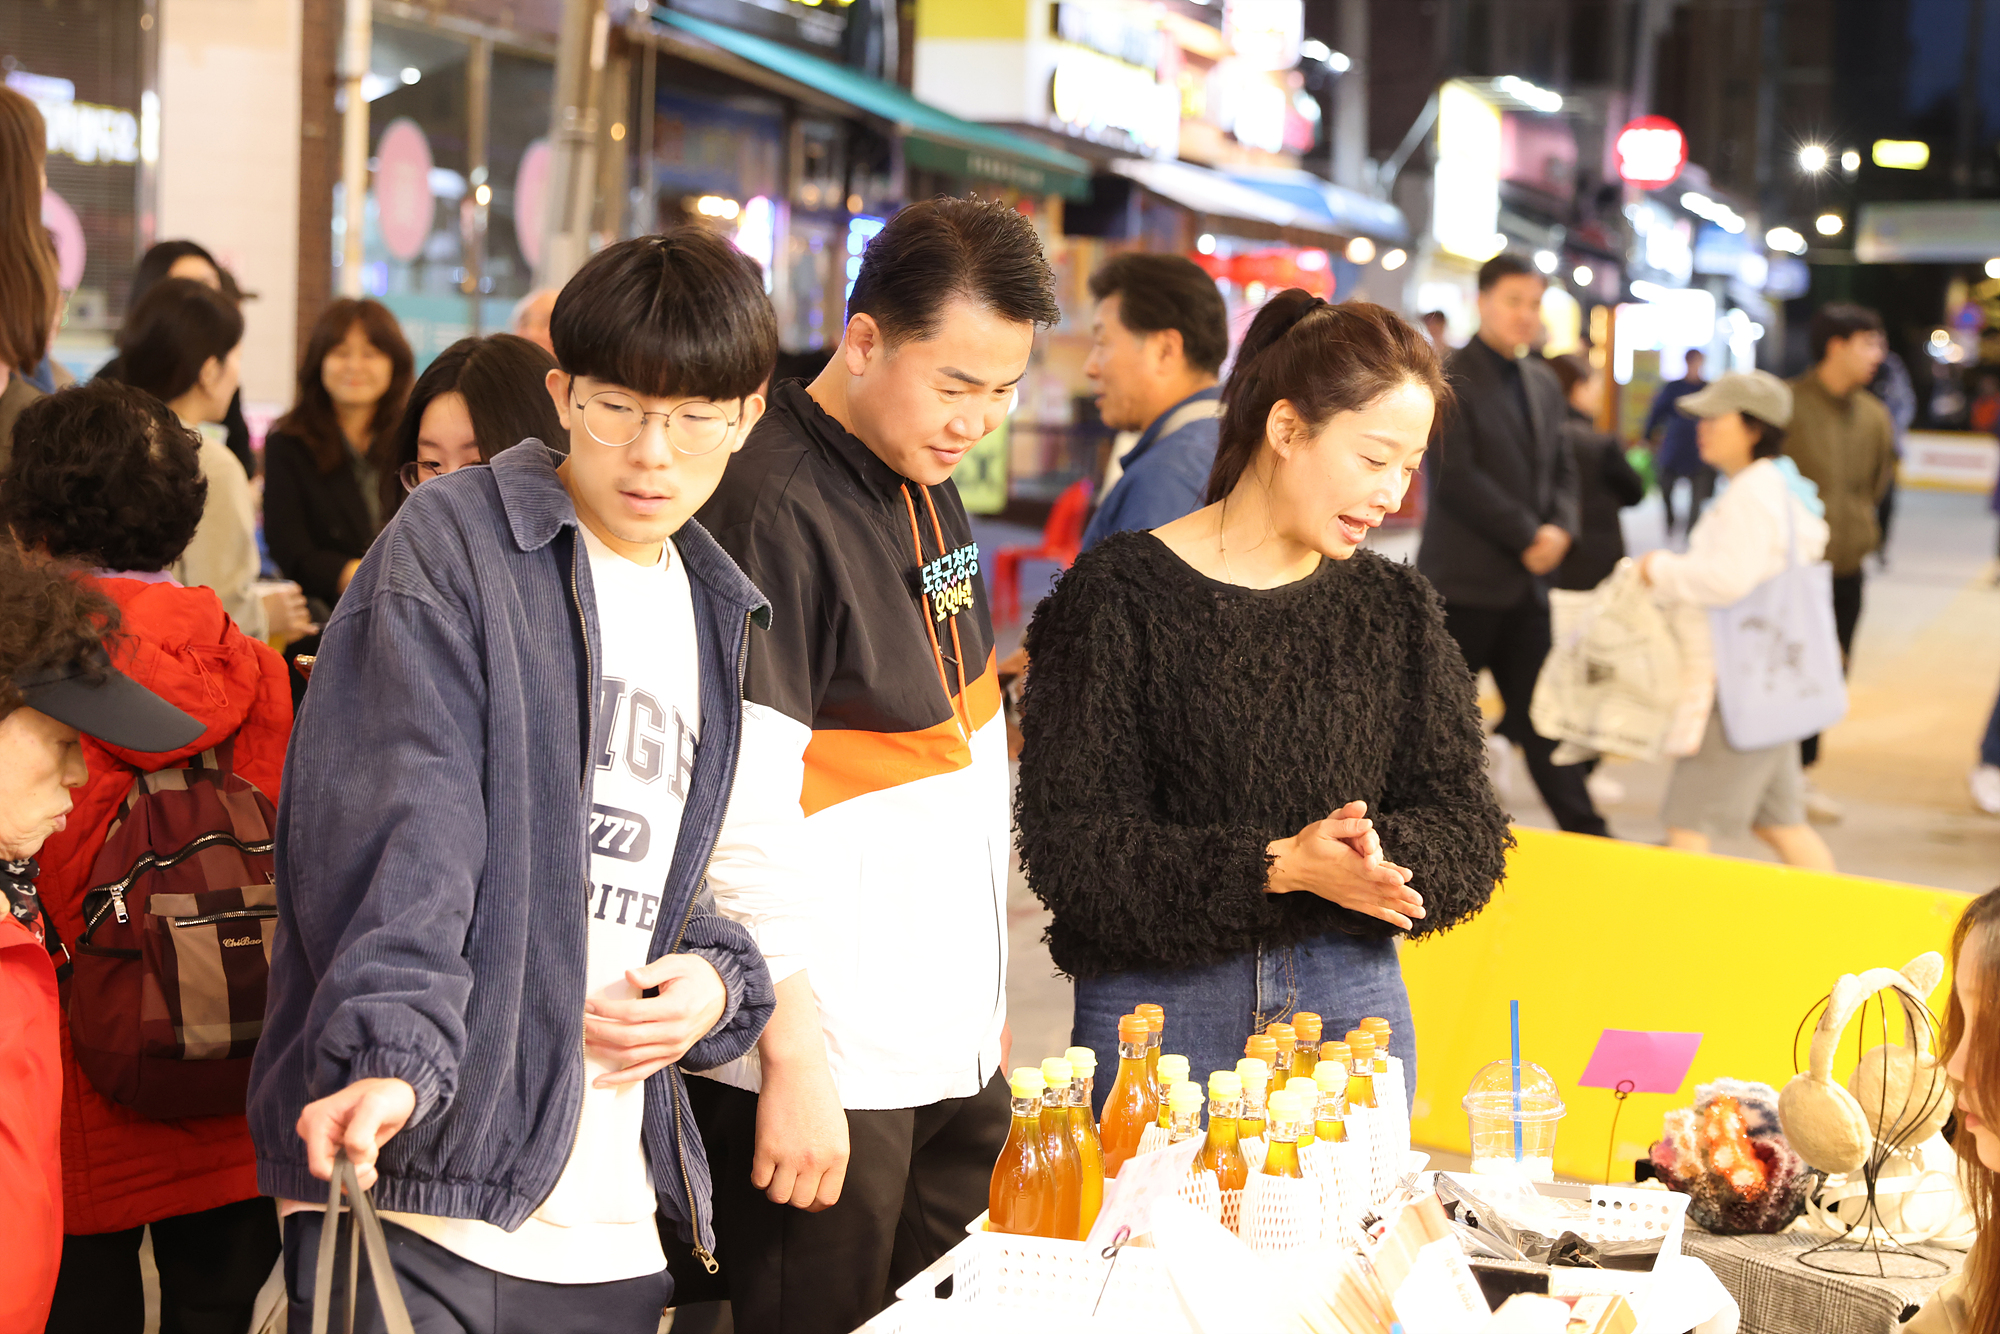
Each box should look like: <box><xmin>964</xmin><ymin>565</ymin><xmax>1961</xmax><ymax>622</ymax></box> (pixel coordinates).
<box><xmin>1244</xmin><ymin>1033</ymin><xmax>1278</xmax><ymax>1080</ymax></box>
<box><xmin>1134</xmin><ymin>1003</ymin><xmax>1165</xmax><ymax>1090</ymax></box>
<box><xmin>1314</xmin><ymin>1044</ymin><xmax>1350</xmax><ymax>1143</ymax></box>
<box><xmin>1291</xmin><ymin>1012</ymin><xmax>1322</xmax><ymax>1085</ymax></box>
<box><xmin>1062</xmin><ymin>1047</ymin><xmax>1105</xmax><ymax>1237</ymax></box>
<box><xmin>1234</xmin><ymin>1057</ymin><xmax>1270</xmax><ymax>1140</ymax></box>
<box><xmin>1344</xmin><ymin>1030</ymin><xmax>1380</xmax><ymax>1111</ymax></box>
<box><xmin>1265</xmin><ymin>1021</ymin><xmax>1297</xmax><ymax>1086</ymax></box>
<box><xmin>1260</xmin><ymin>1091</ymin><xmax>1308</xmax><ymax>1179</ymax></box>
<box><xmin>1197</xmin><ymin>1071</ymin><xmax>1249</xmax><ymax>1191</ymax></box>
<box><xmin>1153</xmin><ymin>1055</ymin><xmax>1190</xmax><ymax>1129</ymax></box>
<box><xmin>1164</xmin><ymin>1081</ymin><xmax>1204</xmax><ymax>1144</ymax></box>
<box><xmin>989</xmin><ymin>1068</ymin><xmax>1051</xmax><ymax>1236</ymax></box>
<box><xmin>1284</xmin><ymin>1077</ymin><xmax>1320</xmax><ymax>1147</ymax></box>
<box><xmin>1036</xmin><ymin>1057</ymin><xmax>1084</xmax><ymax>1240</ymax></box>
<box><xmin>1100</xmin><ymin>1014</ymin><xmax>1158</xmax><ymax>1179</ymax></box>
<box><xmin>1362</xmin><ymin>1016</ymin><xmax>1392</xmax><ymax>1073</ymax></box>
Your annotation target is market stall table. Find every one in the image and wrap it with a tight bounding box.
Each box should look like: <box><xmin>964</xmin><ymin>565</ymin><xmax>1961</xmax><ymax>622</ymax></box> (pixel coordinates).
<box><xmin>1683</xmin><ymin>1228</ymin><xmax>1963</xmax><ymax>1334</ymax></box>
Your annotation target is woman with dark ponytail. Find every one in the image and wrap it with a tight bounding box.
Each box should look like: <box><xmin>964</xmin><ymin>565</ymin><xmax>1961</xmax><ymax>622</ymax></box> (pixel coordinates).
<box><xmin>1016</xmin><ymin>290</ymin><xmax>1511</xmax><ymax>1097</ymax></box>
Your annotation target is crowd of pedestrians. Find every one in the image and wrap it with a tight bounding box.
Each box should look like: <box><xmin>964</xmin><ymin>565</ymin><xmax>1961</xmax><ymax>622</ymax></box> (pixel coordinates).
<box><xmin>0</xmin><ymin>66</ymin><xmax>1990</xmax><ymax>1334</ymax></box>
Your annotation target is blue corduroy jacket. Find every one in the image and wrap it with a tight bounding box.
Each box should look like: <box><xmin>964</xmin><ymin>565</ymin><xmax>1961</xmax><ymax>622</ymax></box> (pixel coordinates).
<box><xmin>248</xmin><ymin>441</ymin><xmax>776</xmax><ymax>1267</ymax></box>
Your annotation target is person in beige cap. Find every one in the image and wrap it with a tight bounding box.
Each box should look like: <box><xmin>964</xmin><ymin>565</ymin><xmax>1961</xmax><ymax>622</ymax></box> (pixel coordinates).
<box><xmin>1637</xmin><ymin>370</ymin><xmax>1838</xmax><ymax>870</ymax></box>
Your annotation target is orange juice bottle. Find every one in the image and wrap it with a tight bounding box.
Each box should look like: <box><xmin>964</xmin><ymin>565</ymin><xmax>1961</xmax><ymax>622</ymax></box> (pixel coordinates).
<box><xmin>1154</xmin><ymin>1055</ymin><xmax>1190</xmax><ymax>1128</ymax></box>
<box><xmin>1291</xmin><ymin>1013</ymin><xmax>1322</xmax><ymax>1084</ymax></box>
<box><xmin>1261</xmin><ymin>1091</ymin><xmax>1308</xmax><ymax>1179</ymax></box>
<box><xmin>1344</xmin><ymin>1030</ymin><xmax>1380</xmax><ymax>1110</ymax></box>
<box><xmin>1362</xmin><ymin>1017</ymin><xmax>1392</xmax><ymax>1073</ymax></box>
<box><xmin>1037</xmin><ymin>1057</ymin><xmax>1084</xmax><ymax>1240</ymax></box>
<box><xmin>1266</xmin><ymin>1022</ymin><xmax>1297</xmax><ymax>1085</ymax></box>
<box><xmin>1164</xmin><ymin>1082</ymin><xmax>1204</xmax><ymax>1144</ymax></box>
<box><xmin>1062</xmin><ymin>1047</ymin><xmax>1105</xmax><ymax>1236</ymax></box>
<box><xmin>1314</xmin><ymin>1045</ymin><xmax>1350</xmax><ymax>1143</ymax></box>
<box><xmin>1198</xmin><ymin>1071</ymin><xmax>1249</xmax><ymax>1191</ymax></box>
<box><xmin>1135</xmin><ymin>1003</ymin><xmax>1165</xmax><ymax>1090</ymax></box>
<box><xmin>1285</xmin><ymin>1077</ymin><xmax>1320</xmax><ymax>1147</ymax></box>
<box><xmin>1100</xmin><ymin>1014</ymin><xmax>1157</xmax><ymax>1179</ymax></box>
<box><xmin>990</xmin><ymin>1068</ymin><xmax>1051</xmax><ymax>1236</ymax></box>
<box><xmin>1234</xmin><ymin>1057</ymin><xmax>1270</xmax><ymax>1140</ymax></box>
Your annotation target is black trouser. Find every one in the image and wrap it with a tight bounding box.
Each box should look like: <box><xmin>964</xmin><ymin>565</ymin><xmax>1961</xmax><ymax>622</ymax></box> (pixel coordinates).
<box><xmin>45</xmin><ymin>1197</ymin><xmax>280</xmax><ymax>1334</ymax></box>
<box><xmin>1801</xmin><ymin>570</ymin><xmax>1865</xmax><ymax>769</ymax></box>
<box><xmin>281</xmin><ymin>1211</ymin><xmax>672</xmax><ymax>1334</ymax></box>
<box><xmin>670</xmin><ymin>1073</ymin><xmax>1010</xmax><ymax>1334</ymax></box>
<box><xmin>1444</xmin><ymin>596</ymin><xmax>1609</xmax><ymax>837</ymax></box>
<box><xmin>1660</xmin><ymin>465</ymin><xmax>1717</xmax><ymax>533</ymax></box>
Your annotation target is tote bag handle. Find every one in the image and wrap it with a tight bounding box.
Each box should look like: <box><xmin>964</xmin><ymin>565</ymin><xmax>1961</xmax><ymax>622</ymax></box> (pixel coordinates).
<box><xmin>312</xmin><ymin>1153</ymin><xmax>417</xmax><ymax>1334</ymax></box>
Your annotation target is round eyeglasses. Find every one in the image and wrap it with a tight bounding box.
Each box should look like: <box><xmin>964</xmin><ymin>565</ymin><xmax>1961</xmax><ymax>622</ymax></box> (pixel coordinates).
<box><xmin>572</xmin><ymin>388</ymin><xmax>739</xmax><ymax>455</ymax></box>
<box><xmin>399</xmin><ymin>460</ymin><xmax>442</xmax><ymax>493</ymax></box>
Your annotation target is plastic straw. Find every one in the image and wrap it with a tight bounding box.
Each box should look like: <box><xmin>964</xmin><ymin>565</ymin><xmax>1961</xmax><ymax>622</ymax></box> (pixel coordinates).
<box><xmin>1510</xmin><ymin>999</ymin><xmax>1523</xmax><ymax>1162</ymax></box>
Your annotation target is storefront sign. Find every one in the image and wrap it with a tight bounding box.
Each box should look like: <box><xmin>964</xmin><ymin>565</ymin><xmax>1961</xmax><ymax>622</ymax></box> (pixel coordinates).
<box><xmin>7</xmin><ymin>71</ymin><xmax>141</xmax><ymax>166</ymax></box>
<box><xmin>1855</xmin><ymin>200</ymin><xmax>2000</xmax><ymax>263</ymax></box>
<box><xmin>1614</xmin><ymin>115</ymin><xmax>1687</xmax><ymax>189</ymax></box>
<box><xmin>1053</xmin><ymin>3</ymin><xmax>1163</xmax><ymax>71</ymax></box>
<box><xmin>1049</xmin><ymin>46</ymin><xmax>1180</xmax><ymax>157</ymax></box>
<box><xmin>374</xmin><ymin>118</ymin><xmax>436</xmax><ymax>264</ymax></box>
<box><xmin>1432</xmin><ymin>81</ymin><xmax>1504</xmax><ymax>261</ymax></box>
<box><xmin>1222</xmin><ymin>0</ymin><xmax>1303</xmax><ymax>74</ymax></box>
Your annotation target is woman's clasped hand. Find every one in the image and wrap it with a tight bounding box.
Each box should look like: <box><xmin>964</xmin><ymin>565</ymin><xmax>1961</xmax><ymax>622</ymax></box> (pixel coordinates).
<box><xmin>1266</xmin><ymin>800</ymin><xmax>1424</xmax><ymax>931</ymax></box>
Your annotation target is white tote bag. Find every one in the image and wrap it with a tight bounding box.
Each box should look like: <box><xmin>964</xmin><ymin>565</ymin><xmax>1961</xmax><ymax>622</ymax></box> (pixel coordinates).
<box><xmin>1708</xmin><ymin>498</ymin><xmax>1848</xmax><ymax>750</ymax></box>
<box><xmin>1530</xmin><ymin>559</ymin><xmax>1684</xmax><ymax>762</ymax></box>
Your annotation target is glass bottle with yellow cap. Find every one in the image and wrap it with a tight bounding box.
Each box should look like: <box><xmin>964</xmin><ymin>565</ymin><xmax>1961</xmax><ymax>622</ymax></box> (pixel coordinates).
<box><xmin>1260</xmin><ymin>1091</ymin><xmax>1308</xmax><ymax>1179</ymax></box>
<box><xmin>1362</xmin><ymin>1017</ymin><xmax>1392</xmax><ymax>1073</ymax></box>
<box><xmin>1100</xmin><ymin>1014</ymin><xmax>1158</xmax><ymax>1178</ymax></box>
<box><xmin>1063</xmin><ymin>1047</ymin><xmax>1105</xmax><ymax>1235</ymax></box>
<box><xmin>1313</xmin><ymin>1048</ymin><xmax>1349</xmax><ymax>1143</ymax></box>
<box><xmin>1234</xmin><ymin>1057</ymin><xmax>1270</xmax><ymax>1140</ymax></box>
<box><xmin>1164</xmin><ymin>1081</ymin><xmax>1205</xmax><ymax>1144</ymax></box>
<box><xmin>1284</xmin><ymin>1077</ymin><xmax>1320</xmax><ymax>1147</ymax></box>
<box><xmin>1038</xmin><ymin>1057</ymin><xmax>1084</xmax><ymax>1239</ymax></box>
<box><xmin>1197</xmin><ymin>1070</ymin><xmax>1249</xmax><ymax>1191</ymax></box>
<box><xmin>1153</xmin><ymin>1055</ymin><xmax>1190</xmax><ymax>1128</ymax></box>
<box><xmin>1134</xmin><ymin>1003</ymin><xmax>1165</xmax><ymax>1089</ymax></box>
<box><xmin>1290</xmin><ymin>1013</ymin><xmax>1322</xmax><ymax>1084</ymax></box>
<box><xmin>1344</xmin><ymin>1030</ymin><xmax>1380</xmax><ymax>1111</ymax></box>
<box><xmin>1266</xmin><ymin>1022</ymin><xmax>1297</xmax><ymax>1085</ymax></box>
<box><xmin>990</xmin><ymin>1068</ymin><xmax>1052</xmax><ymax>1236</ymax></box>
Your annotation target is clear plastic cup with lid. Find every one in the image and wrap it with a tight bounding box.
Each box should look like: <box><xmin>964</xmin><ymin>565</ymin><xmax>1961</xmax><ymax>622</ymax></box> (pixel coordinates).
<box><xmin>1462</xmin><ymin>1059</ymin><xmax>1566</xmax><ymax>1182</ymax></box>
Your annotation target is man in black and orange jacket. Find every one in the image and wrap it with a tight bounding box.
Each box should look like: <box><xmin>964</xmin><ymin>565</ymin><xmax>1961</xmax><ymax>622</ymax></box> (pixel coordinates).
<box><xmin>686</xmin><ymin>198</ymin><xmax>1062</xmax><ymax>1334</ymax></box>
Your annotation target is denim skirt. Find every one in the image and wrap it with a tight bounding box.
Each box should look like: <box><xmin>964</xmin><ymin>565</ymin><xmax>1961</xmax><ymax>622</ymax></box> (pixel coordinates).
<box><xmin>1071</xmin><ymin>930</ymin><xmax>1414</xmax><ymax>1118</ymax></box>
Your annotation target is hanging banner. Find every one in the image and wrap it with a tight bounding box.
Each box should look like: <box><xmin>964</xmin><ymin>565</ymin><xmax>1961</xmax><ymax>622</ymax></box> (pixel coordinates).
<box><xmin>375</xmin><ymin>117</ymin><xmax>436</xmax><ymax>264</ymax></box>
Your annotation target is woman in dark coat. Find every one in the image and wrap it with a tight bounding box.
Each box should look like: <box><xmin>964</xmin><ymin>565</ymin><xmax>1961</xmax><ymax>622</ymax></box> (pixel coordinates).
<box><xmin>261</xmin><ymin>299</ymin><xmax>413</xmax><ymax>617</ymax></box>
<box><xmin>1015</xmin><ymin>292</ymin><xmax>1511</xmax><ymax>1099</ymax></box>
<box><xmin>1548</xmin><ymin>352</ymin><xmax>1646</xmax><ymax>592</ymax></box>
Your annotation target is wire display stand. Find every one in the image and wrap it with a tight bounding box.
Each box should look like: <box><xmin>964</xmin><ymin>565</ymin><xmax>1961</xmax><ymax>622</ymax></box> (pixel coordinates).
<box><xmin>1789</xmin><ymin>988</ymin><xmax>1954</xmax><ymax>1280</ymax></box>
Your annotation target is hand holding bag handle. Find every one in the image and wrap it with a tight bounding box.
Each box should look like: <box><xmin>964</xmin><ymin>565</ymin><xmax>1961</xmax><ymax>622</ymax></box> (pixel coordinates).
<box><xmin>313</xmin><ymin>1152</ymin><xmax>417</xmax><ymax>1334</ymax></box>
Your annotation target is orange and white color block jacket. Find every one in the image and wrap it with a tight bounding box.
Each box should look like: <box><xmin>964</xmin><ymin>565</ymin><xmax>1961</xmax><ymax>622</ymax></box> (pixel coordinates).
<box><xmin>693</xmin><ymin>381</ymin><xmax>1008</xmax><ymax>1111</ymax></box>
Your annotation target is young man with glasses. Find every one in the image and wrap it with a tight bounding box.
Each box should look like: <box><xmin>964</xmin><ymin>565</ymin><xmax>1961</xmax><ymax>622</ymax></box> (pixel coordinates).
<box><xmin>679</xmin><ymin>197</ymin><xmax>1061</xmax><ymax>1334</ymax></box>
<box><xmin>249</xmin><ymin>230</ymin><xmax>779</xmax><ymax>1334</ymax></box>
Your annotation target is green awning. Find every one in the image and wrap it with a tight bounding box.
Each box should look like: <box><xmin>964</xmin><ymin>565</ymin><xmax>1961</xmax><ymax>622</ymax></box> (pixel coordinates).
<box><xmin>643</xmin><ymin>8</ymin><xmax>1092</xmax><ymax>200</ymax></box>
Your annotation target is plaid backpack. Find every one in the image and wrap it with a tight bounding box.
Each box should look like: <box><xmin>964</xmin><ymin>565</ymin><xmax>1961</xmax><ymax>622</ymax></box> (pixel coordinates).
<box><xmin>60</xmin><ymin>741</ymin><xmax>278</xmax><ymax>1120</ymax></box>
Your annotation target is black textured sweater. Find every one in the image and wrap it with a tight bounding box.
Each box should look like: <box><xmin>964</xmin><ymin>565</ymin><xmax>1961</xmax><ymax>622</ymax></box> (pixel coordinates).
<box><xmin>1015</xmin><ymin>531</ymin><xmax>1512</xmax><ymax>979</ymax></box>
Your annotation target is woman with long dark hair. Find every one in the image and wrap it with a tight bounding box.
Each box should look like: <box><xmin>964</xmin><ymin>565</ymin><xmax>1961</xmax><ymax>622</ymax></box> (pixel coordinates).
<box><xmin>261</xmin><ymin>299</ymin><xmax>413</xmax><ymax>613</ymax></box>
<box><xmin>1015</xmin><ymin>291</ymin><xmax>1511</xmax><ymax>1096</ymax></box>
<box><xmin>113</xmin><ymin>239</ymin><xmax>256</xmax><ymax>477</ymax></box>
<box><xmin>0</xmin><ymin>85</ymin><xmax>59</xmax><ymax>469</ymax></box>
<box><xmin>379</xmin><ymin>333</ymin><xmax>561</xmax><ymax>518</ymax></box>
<box><xmin>1914</xmin><ymin>887</ymin><xmax>2000</xmax><ymax>1332</ymax></box>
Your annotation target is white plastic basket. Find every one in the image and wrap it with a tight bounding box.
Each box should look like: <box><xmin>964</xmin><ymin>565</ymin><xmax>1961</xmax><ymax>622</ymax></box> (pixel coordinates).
<box><xmin>1439</xmin><ymin>1173</ymin><xmax>1690</xmax><ymax>1308</ymax></box>
<box><xmin>1237</xmin><ymin>1172</ymin><xmax>1324</xmax><ymax>1254</ymax></box>
<box><xmin>887</xmin><ymin>1226</ymin><xmax>1193</xmax><ymax>1334</ymax></box>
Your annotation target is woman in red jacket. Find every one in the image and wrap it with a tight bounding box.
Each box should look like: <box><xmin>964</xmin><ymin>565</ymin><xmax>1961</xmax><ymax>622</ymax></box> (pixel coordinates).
<box><xmin>0</xmin><ymin>381</ymin><xmax>293</xmax><ymax>1334</ymax></box>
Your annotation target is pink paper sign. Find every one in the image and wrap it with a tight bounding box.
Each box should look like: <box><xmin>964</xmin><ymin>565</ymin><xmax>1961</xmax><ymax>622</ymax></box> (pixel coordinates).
<box><xmin>514</xmin><ymin>137</ymin><xmax>551</xmax><ymax>271</ymax></box>
<box><xmin>1578</xmin><ymin>1029</ymin><xmax>1703</xmax><ymax>1094</ymax></box>
<box><xmin>374</xmin><ymin>117</ymin><xmax>435</xmax><ymax>263</ymax></box>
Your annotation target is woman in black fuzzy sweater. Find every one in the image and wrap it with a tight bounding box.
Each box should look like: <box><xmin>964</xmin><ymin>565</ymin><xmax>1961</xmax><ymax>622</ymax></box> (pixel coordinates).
<box><xmin>1017</xmin><ymin>292</ymin><xmax>1511</xmax><ymax>1102</ymax></box>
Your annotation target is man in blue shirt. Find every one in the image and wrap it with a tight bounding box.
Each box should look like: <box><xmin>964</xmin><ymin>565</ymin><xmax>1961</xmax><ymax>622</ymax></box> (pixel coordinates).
<box><xmin>1644</xmin><ymin>348</ymin><xmax>1710</xmax><ymax>535</ymax></box>
<box><xmin>1078</xmin><ymin>254</ymin><xmax>1229</xmax><ymax>550</ymax></box>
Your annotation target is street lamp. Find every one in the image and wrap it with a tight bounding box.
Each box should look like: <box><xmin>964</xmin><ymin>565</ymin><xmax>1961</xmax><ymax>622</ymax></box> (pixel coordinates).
<box><xmin>1840</xmin><ymin>149</ymin><xmax>1860</xmax><ymax>172</ymax></box>
<box><xmin>1533</xmin><ymin>250</ymin><xmax>1558</xmax><ymax>274</ymax></box>
<box><xmin>1986</xmin><ymin>258</ymin><xmax>2000</xmax><ymax>280</ymax></box>
<box><xmin>1798</xmin><ymin>145</ymin><xmax>1830</xmax><ymax>172</ymax></box>
<box><xmin>1380</xmin><ymin>248</ymin><xmax>1408</xmax><ymax>272</ymax></box>
<box><xmin>1766</xmin><ymin>226</ymin><xmax>1807</xmax><ymax>255</ymax></box>
<box><xmin>1573</xmin><ymin>265</ymin><xmax>1594</xmax><ymax>286</ymax></box>
<box><xmin>1815</xmin><ymin>213</ymin><xmax>1844</xmax><ymax>237</ymax></box>
<box><xmin>1345</xmin><ymin>237</ymin><xmax>1376</xmax><ymax>264</ymax></box>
